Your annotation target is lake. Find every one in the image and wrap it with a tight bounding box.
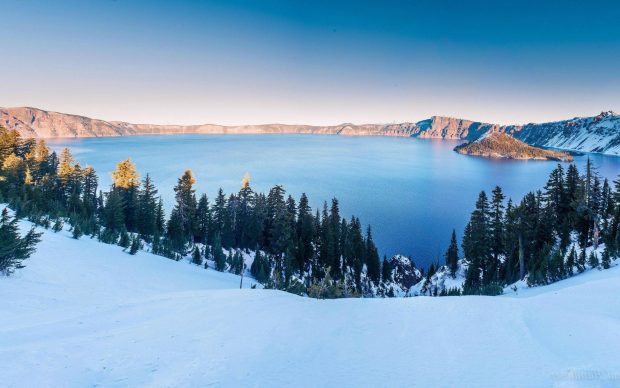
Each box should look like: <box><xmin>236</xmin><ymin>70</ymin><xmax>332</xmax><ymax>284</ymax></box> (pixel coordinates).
<box><xmin>48</xmin><ymin>134</ymin><xmax>620</xmax><ymax>268</ymax></box>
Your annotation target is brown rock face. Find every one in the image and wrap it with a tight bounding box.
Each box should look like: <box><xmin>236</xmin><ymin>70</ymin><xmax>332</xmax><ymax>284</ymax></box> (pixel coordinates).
<box><xmin>0</xmin><ymin>107</ymin><xmax>422</xmax><ymax>138</ymax></box>
<box><xmin>454</xmin><ymin>132</ymin><xmax>573</xmax><ymax>161</ymax></box>
<box><xmin>1</xmin><ymin>106</ymin><xmax>618</xmax><ymax>155</ymax></box>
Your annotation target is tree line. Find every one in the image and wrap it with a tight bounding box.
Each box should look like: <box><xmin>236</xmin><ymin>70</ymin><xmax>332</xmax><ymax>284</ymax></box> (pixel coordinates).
<box><xmin>3</xmin><ymin>124</ymin><xmax>619</xmax><ymax>297</ymax></box>
<box><xmin>0</xmin><ymin>126</ymin><xmax>393</xmax><ymax>296</ymax></box>
<box><xmin>443</xmin><ymin>158</ymin><xmax>620</xmax><ymax>295</ymax></box>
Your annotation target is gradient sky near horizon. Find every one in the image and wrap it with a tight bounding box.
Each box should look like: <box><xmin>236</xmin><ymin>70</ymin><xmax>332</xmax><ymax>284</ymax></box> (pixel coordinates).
<box><xmin>2</xmin><ymin>0</ymin><xmax>620</xmax><ymax>125</ymax></box>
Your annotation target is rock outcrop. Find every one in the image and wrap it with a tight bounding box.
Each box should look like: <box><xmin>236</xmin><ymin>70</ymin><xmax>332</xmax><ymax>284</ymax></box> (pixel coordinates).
<box><xmin>454</xmin><ymin>132</ymin><xmax>573</xmax><ymax>161</ymax></box>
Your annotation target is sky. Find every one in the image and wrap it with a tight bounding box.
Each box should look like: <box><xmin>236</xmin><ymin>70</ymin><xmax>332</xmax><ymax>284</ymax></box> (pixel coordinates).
<box><xmin>1</xmin><ymin>0</ymin><xmax>620</xmax><ymax>125</ymax></box>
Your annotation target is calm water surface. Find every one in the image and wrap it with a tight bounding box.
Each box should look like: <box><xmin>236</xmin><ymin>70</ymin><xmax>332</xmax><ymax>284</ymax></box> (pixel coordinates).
<box><xmin>49</xmin><ymin>135</ymin><xmax>620</xmax><ymax>268</ymax></box>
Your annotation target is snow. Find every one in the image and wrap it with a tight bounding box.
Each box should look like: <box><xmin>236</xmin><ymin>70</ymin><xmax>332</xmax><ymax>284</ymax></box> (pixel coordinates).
<box><xmin>515</xmin><ymin>111</ymin><xmax>620</xmax><ymax>156</ymax></box>
<box><xmin>2</xmin><ymin>215</ymin><xmax>620</xmax><ymax>387</ymax></box>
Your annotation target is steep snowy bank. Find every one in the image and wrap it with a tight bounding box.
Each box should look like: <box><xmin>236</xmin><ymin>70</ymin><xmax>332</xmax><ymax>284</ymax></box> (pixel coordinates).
<box><xmin>1</xmin><ymin>219</ymin><xmax>620</xmax><ymax>387</ymax></box>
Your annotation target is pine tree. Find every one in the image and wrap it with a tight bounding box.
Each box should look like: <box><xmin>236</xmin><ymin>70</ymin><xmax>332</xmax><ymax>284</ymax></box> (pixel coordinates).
<box><xmin>111</xmin><ymin>159</ymin><xmax>140</xmax><ymax>190</ymax></box>
<box><xmin>129</xmin><ymin>236</ymin><xmax>140</xmax><ymax>255</ymax></box>
<box><xmin>103</xmin><ymin>190</ymin><xmax>125</xmax><ymax>233</ymax></box>
<box><xmin>82</xmin><ymin>166</ymin><xmax>99</xmax><ymax>218</ymax></box>
<box><xmin>118</xmin><ymin>231</ymin><xmax>130</xmax><ymax>249</ymax></box>
<box><xmin>211</xmin><ymin>188</ymin><xmax>227</xmax><ymax>243</ymax></box>
<box><xmin>566</xmin><ymin>246</ymin><xmax>576</xmax><ymax>276</ymax></box>
<box><xmin>72</xmin><ymin>223</ymin><xmax>83</xmax><ymax>239</ymax></box>
<box><xmin>111</xmin><ymin>159</ymin><xmax>140</xmax><ymax>232</ymax></box>
<box><xmin>191</xmin><ymin>245</ymin><xmax>202</xmax><ymax>265</ymax></box>
<box><xmin>212</xmin><ymin>233</ymin><xmax>226</xmax><ymax>271</ymax></box>
<box><xmin>137</xmin><ymin>174</ymin><xmax>158</xmax><ymax>237</ymax></box>
<box><xmin>168</xmin><ymin>170</ymin><xmax>197</xmax><ymax>249</ymax></box>
<box><xmin>365</xmin><ymin>225</ymin><xmax>381</xmax><ymax>283</ymax></box>
<box><xmin>577</xmin><ymin>248</ymin><xmax>586</xmax><ymax>273</ymax></box>
<box><xmin>381</xmin><ymin>256</ymin><xmax>392</xmax><ymax>282</ymax></box>
<box><xmin>0</xmin><ymin>208</ymin><xmax>42</xmax><ymax>275</ymax></box>
<box><xmin>463</xmin><ymin>191</ymin><xmax>491</xmax><ymax>293</ymax></box>
<box><xmin>588</xmin><ymin>251</ymin><xmax>599</xmax><ymax>269</ymax></box>
<box><xmin>195</xmin><ymin>194</ymin><xmax>212</xmax><ymax>244</ymax></box>
<box><xmin>52</xmin><ymin>218</ymin><xmax>63</xmax><ymax>233</ymax></box>
<box><xmin>296</xmin><ymin>193</ymin><xmax>314</xmax><ymax>274</ymax></box>
<box><xmin>57</xmin><ymin>148</ymin><xmax>75</xmax><ymax>203</ymax></box>
<box><xmin>155</xmin><ymin>197</ymin><xmax>165</xmax><ymax>236</ymax></box>
<box><xmin>489</xmin><ymin>186</ymin><xmax>505</xmax><ymax>279</ymax></box>
<box><xmin>445</xmin><ymin>229</ymin><xmax>459</xmax><ymax>278</ymax></box>
<box><xmin>601</xmin><ymin>248</ymin><xmax>611</xmax><ymax>269</ymax></box>
<box><xmin>543</xmin><ymin>164</ymin><xmax>566</xmax><ymax>230</ymax></box>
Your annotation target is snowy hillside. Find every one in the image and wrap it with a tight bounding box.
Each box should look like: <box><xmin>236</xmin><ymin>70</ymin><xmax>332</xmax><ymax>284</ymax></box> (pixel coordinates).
<box><xmin>2</xmin><ymin>217</ymin><xmax>620</xmax><ymax>387</ymax></box>
<box><xmin>512</xmin><ymin>111</ymin><xmax>620</xmax><ymax>155</ymax></box>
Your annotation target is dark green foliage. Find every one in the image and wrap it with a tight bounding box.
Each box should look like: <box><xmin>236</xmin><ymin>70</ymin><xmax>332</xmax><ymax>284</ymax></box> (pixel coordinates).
<box><xmin>577</xmin><ymin>249</ymin><xmax>587</xmax><ymax>273</ymax></box>
<box><xmin>137</xmin><ymin>174</ymin><xmax>159</xmax><ymax>237</ymax></box>
<box><xmin>118</xmin><ymin>231</ymin><xmax>130</xmax><ymax>249</ymax></box>
<box><xmin>52</xmin><ymin>219</ymin><xmax>63</xmax><ymax>233</ymax></box>
<box><xmin>250</xmin><ymin>249</ymin><xmax>271</xmax><ymax>284</ymax></box>
<box><xmin>129</xmin><ymin>236</ymin><xmax>140</xmax><ymax>255</ymax></box>
<box><xmin>72</xmin><ymin>223</ymin><xmax>83</xmax><ymax>239</ymax></box>
<box><xmin>601</xmin><ymin>248</ymin><xmax>611</xmax><ymax>269</ymax></box>
<box><xmin>212</xmin><ymin>233</ymin><xmax>226</xmax><ymax>272</ymax></box>
<box><xmin>439</xmin><ymin>287</ymin><xmax>462</xmax><ymax>296</ymax></box>
<box><xmin>191</xmin><ymin>245</ymin><xmax>202</xmax><ymax>265</ymax></box>
<box><xmin>365</xmin><ymin>226</ymin><xmax>381</xmax><ymax>283</ymax></box>
<box><xmin>588</xmin><ymin>251</ymin><xmax>599</xmax><ymax>269</ymax></box>
<box><xmin>455</xmin><ymin>160</ymin><xmax>618</xmax><ymax>294</ymax></box>
<box><xmin>381</xmin><ymin>256</ymin><xmax>392</xmax><ymax>282</ymax></box>
<box><xmin>0</xmin><ymin>208</ymin><xmax>42</xmax><ymax>275</ymax></box>
<box><xmin>445</xmin><ymin>229</ymin><xmax>459</xmax><ymax>278</ymax></box>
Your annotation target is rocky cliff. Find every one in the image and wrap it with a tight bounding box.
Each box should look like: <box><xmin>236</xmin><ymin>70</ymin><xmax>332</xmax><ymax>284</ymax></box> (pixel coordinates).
<box><xmin>2</xmin><ymin>106</ymin><xmax>619</xmax><ymax>155</ymax></box>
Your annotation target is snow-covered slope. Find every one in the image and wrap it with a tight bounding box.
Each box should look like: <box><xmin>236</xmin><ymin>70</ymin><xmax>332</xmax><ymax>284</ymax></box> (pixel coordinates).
<box><xmin>1</xmin><ymin>220</ymin><xmax>620</xmax><ymax>387</ymax></box>
<box><xmin>511</xmin><ymin>111</ymin><xmax>620</xmax><ymax>155</ymax></box>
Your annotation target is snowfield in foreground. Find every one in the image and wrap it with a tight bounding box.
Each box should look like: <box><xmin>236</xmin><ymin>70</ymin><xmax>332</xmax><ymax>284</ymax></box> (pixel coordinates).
<box><xmin>1</xmin><ymin>222</ymin><xmax>620</xmax><ymax>387</ymax></box>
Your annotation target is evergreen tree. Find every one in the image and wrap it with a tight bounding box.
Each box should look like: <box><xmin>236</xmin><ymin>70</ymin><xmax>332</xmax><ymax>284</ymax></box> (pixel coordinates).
<box><xmin>463</xmin><ymin>191</ymin><xmax>491</xmax><ymax>293</ymax></box>
<box><xmin>103</xmin><ymin>190</ymin><xmax>125</xmax><ymax>233</ymax></box>
<box><xmin>601</xmin><ymin>248</ymin><xmax>611</xmax><ymax>269</ymax></box>
<box><xmin>445</xmin><ymin>229</ymin><xmax>459</xmax><ymax>278</ymax></box>
<box><xmin>0</xmin><ymin>208</ymin><xmax>42</xmax><ymax>274</ymax></box>
<box><xmin>129</xmin><ymin>235</ymin><xmax>140</xmax><ymax>255</ymax></box>
<box><xmin>191</xmin><ymin>245</ymin><xmax>202</xmax><ymax>265</ymax></box>
<box><xmin>72</xmin><ymin>223</ymin><xmax>83</xmax><ymax>239</ymax></box>
<box><xmin>212</xmin><ymin>188</ymin><xmax>227</xmax><ymax>239</ymax></box>
<box><xmin>566</xmin><ymin>245</ymin><xmax>576</xmax><ymax>276</ymax></box>
<box><xmin>365</xmin><ymin>225</ymin><xmax>381</xmax><ymax>283</ymax></box>
<box><xmin>381</xmin><ymin>256</ymin><xmax>392</xmax><ymax>282</ymax></box>
<box><xmin>111</xmin><ymin>159</ymin><xmax>140</xmax><ymax>232</ymax></box>
<box><xmin>296</xmin><ymin>193</ymin><xmax>314</xmax><ymax>274</ymax></box>
<box><xmin>577</xmin><ymin>248</ymin><xmax>586</xmax><ymax>273</ymax></box>
<box><xmin>212</xmin><ymin>233</ymin><xmax>226</xmax><ymax>271</ymax></box>
<box><xmin>588</xmin><ymin>251</ymin><xmax>599</xmax><ymax>269</ymax></box>
<box><xmin>118</xmin><ymin>231</ymin><xmax>130</xmax><ymax>249</ymax></box>
<box><xmin>195</xmin><ymin>194</ymin><xmax>212</xmax><ymax>244</ymax></box>
<box><xmin>173</xmin><ymin>170</ymin><xmax>197</xmax><ymax>242</ymax></box>
<box><xmin>137</xmin><ymin>174</ymin><xmax>158</xmax><ymax>237</ymax></box>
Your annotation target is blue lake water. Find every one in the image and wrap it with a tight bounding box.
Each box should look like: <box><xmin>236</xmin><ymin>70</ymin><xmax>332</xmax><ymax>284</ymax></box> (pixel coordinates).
<box><xmin>48</xmin><ymin>135</ymin><xmax>620</xmax><ymax>268</ymax></box>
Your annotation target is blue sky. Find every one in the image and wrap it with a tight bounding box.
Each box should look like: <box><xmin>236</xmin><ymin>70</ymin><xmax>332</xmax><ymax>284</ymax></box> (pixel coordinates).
<box><xmin>1</xmin><ymin>0</ymin><xmax>619</xmax><ymax>125</ymax></box>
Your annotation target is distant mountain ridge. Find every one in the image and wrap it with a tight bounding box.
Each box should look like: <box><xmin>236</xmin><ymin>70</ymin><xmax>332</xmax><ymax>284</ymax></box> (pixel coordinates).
<box><xmin>2</xmin><ymin>106</ymin><xmax>619</xmax><ymax>155</ymax></box>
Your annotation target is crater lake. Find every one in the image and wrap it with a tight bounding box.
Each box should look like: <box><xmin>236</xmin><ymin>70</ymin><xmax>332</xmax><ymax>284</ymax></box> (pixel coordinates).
<box><xmin>49</xmin><ymin>134</ymin><xmax>620</xmax><ymax>268</ymax></box>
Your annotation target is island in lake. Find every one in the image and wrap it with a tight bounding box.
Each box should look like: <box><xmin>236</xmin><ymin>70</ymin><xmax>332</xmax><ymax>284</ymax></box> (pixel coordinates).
<box><xmin>454</xmin><ymin>132</ymin><xmax>573</xmax><ymax>161</ymax></box>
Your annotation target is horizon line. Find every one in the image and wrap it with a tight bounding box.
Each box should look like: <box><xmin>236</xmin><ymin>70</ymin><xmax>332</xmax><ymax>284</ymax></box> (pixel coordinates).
<box><xmin>2</xmin><ymin>105</ymin><xmax>618</xmax><ymax>128</ymax></box>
